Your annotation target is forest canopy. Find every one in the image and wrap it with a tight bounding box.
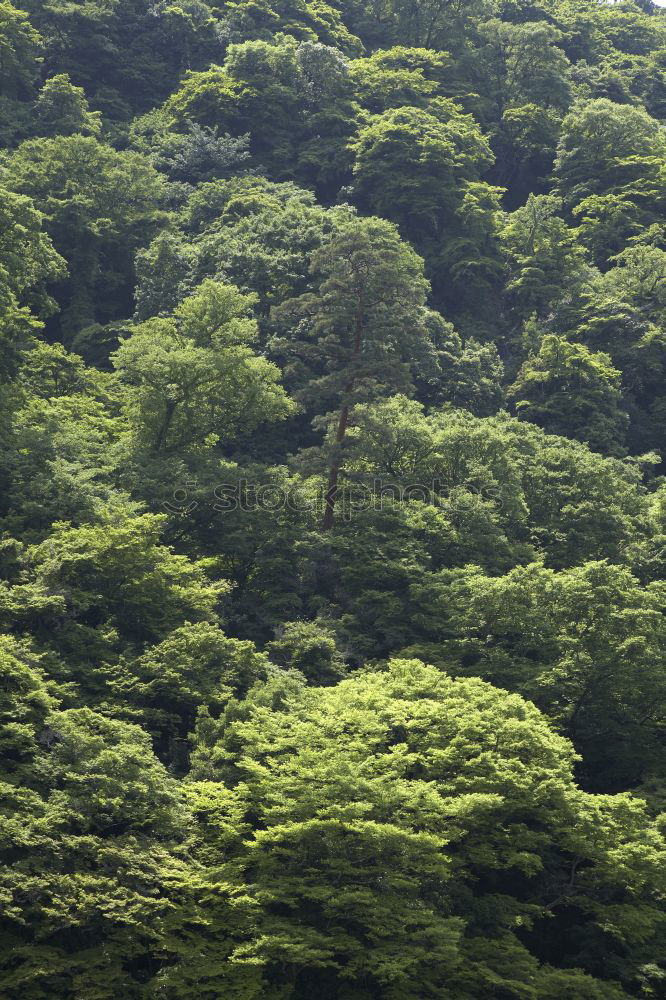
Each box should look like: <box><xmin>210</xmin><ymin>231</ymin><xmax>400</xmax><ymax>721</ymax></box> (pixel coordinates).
<box><xmin>1</xmin><ymin>0</ymin><xmax>666</xmax><ymax>997</ymax></box>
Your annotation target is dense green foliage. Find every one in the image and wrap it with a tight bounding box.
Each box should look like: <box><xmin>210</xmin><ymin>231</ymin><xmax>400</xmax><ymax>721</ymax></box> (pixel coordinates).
<box><xmin>1</xmin><ymin>0</ymin><xmax>665</xmax><ymax>996</ymax></box>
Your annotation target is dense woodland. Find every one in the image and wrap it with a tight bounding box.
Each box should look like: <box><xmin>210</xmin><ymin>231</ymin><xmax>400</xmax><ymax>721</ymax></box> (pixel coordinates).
<box><xmin>1</xmin><ymin>0</ymin><xmax>666</xmax><ymax>995</ymax></box>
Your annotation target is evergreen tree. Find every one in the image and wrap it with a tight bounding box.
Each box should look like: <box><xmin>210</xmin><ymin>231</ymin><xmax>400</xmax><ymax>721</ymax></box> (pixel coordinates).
<box><xmin>272</xmin><ymin>216</ymin><xmax>435</xmax><ymax>528</ymax></box>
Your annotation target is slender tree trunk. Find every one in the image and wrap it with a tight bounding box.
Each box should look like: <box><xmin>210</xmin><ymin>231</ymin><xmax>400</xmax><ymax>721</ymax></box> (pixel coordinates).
<box><xmin>154</xmin><ymin>398</ymin><xmax>176</xmax><ymax>452</ymax></box>
<box><xmin>320</xmin><ymin>311</ymin><xmax>363</xmax><ymax>531</ymax></box>
<box><xmin>321</xmin><ymin>402</ymin><xmax>350</xmax><ymax>530</ymax></box>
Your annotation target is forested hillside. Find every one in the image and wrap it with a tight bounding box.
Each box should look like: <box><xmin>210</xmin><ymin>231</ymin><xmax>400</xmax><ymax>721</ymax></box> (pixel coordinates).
<box><xmin>1</xmin><ymin>0</ymin><xmax>666</xmax><ymax>996</ymax></box>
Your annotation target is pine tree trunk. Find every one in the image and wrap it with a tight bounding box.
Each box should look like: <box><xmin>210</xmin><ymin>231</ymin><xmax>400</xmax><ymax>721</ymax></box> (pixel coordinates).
<box><xmin>321</xmin><ymin>403</ymin><xmax>349</xmax><ymax>530</ymax></box>
<box><xmin>154</xmin><ymin>398</ymin><xmax>176</xmax><ymax>452</ymax></box>
<box><xmin>320</xmin><ymin>309</ymin><xmax>363</xmax><ymax>531</ymax></box>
